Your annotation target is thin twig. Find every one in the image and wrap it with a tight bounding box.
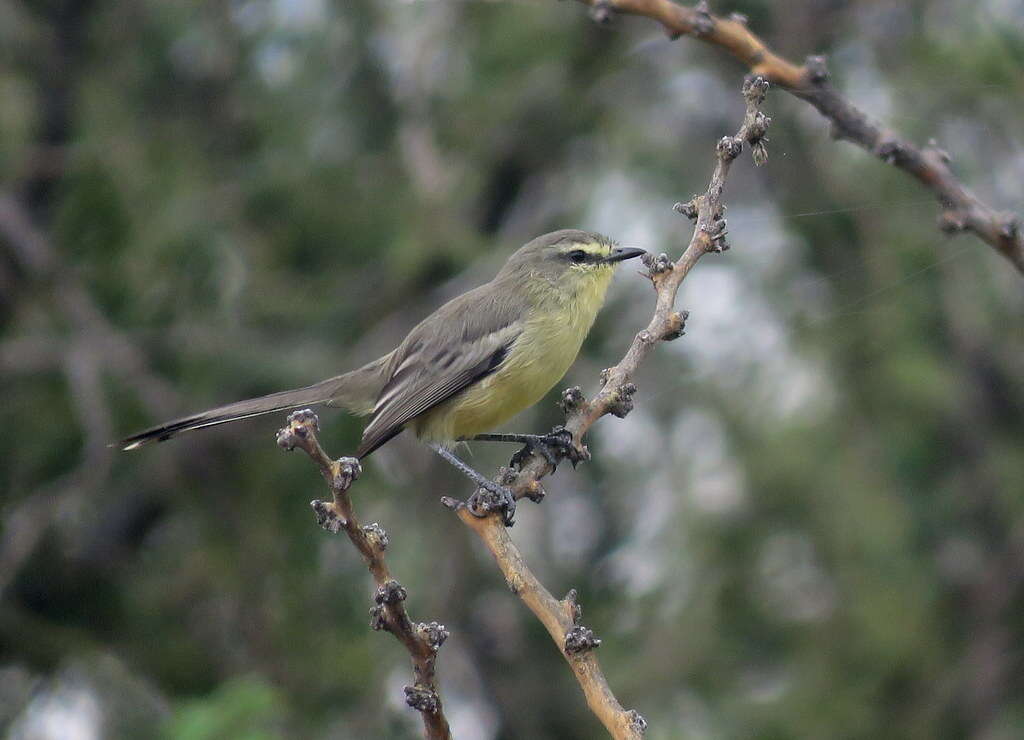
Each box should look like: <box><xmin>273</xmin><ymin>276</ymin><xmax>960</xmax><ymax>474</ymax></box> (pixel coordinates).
<box><xmin>276</xmin><ymin>410</ymin><xmax>452</xmax><ymax>740</ymax></box>
<box><xmin>444</xmin><ymin>76</ymin><xmax>772</xmax><ymax>740</ymax></box>
<box><xmin>574</xmin><ymin>0</ymin><xmax>1024</xmax><ymax>275</ymax></box>
<box><xmin>444</xmin><ymin>499</ymin><xmax>648</xmax><ymax>739</ymax></box>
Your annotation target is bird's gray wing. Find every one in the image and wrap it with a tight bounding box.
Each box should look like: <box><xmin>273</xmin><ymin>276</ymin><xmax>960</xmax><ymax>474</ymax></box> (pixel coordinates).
<box><xmin>356</xmin><ymin>283</ymin><xmax>525</xmax><ymax>458</ymax></box>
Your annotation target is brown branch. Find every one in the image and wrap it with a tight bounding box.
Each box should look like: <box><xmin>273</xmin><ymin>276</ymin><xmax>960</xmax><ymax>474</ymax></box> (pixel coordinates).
<box><xmin>509</xmin><ymin>75</ymin><xmax>769</xmax><ymax>501</ymax></box>
<box><xmin>574</xmin><ymin>0</ymin><xmax>1024</xmax><ymax>275</ymax></box>
<box><xmin>276</xmin><ymin>410</ymin><xmax>452</xmax><ymax>740</ymax></box>
<box><xmin>445</xmin><ymin>502</ymin><xmax>647</xmax><ymax>739</ymax></box>
<box><xmin>443</xmin><ymin>76</ymin><xmax>772</xmax><ymax>740</ymax></box>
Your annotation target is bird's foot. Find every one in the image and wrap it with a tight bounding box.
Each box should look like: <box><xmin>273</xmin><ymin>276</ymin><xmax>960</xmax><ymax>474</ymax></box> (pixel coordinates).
<box><xmin>467</xmin><ymin>480</ymin><xmax>517</xmax><ymax>527</ymax></box>
<box><xmin>509</xmin><ymin>426</ymin><xmax>587</xmax><ymax>470</ymax></box>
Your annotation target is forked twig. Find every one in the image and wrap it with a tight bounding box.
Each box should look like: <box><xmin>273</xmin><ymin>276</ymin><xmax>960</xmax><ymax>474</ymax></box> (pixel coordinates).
<box><xmin>443</xmin><ymin>77</ymin><xmax>773</xmax><ymax>739</ymax></box>
<box><xmin>576</xmin><ymin>0</ymin><xmax>1023</xmax><ymax>274</ymax></box>
<box><xmin>276</xmin><ymin>410</ymin><xmax>452</xmax><ymax>740</ymax></box>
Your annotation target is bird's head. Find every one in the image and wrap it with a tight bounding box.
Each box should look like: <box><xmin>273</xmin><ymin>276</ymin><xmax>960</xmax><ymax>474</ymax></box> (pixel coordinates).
<box><xmin>498</xmin><ymin>229</ymin><xmax>646</xmax><ymax>302</ymax></box>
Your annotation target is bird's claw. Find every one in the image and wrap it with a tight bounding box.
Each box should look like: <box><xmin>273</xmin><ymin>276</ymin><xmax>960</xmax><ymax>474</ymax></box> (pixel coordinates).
<box><xmin>510</xmin><ymin>426</ymin><xmax>584</xmax><ymax>470</ymax></box>
<box><xmin>467</xmin><ymin>481</ymin><xmax>517</xmax><ymax>527</ymax></box>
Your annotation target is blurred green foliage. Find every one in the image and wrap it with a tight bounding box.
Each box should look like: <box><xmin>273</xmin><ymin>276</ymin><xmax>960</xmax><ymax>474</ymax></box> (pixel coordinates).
<box><xmin>164</xmin><ymin>677</ymin><xmax>285</xmax><ymax>740</ymax></box>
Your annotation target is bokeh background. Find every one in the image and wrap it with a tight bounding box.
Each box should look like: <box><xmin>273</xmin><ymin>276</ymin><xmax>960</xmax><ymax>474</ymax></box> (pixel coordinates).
<box><xmin>2</xmin><ymin>0</ymin><xmax>1023</xmax><ymax>738</ymax></box>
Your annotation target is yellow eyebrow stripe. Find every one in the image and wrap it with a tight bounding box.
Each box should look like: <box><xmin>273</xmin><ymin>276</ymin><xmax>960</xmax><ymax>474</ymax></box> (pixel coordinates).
<box><xmin>560</xmin><ymin>242</ymin><xmax>611</xmax><ymax>257</ymax></box>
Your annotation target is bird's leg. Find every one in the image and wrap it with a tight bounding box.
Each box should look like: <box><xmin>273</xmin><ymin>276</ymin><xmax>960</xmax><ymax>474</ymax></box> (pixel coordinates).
<box><xmin>470</xmin><ymin>426</ymin><xmax>579</xmax><ymax>469</ymax></box>
<box><xmin>429</xmin><ymin>444</ymin><xmax>516</xmax><ymax>527</ymax></box>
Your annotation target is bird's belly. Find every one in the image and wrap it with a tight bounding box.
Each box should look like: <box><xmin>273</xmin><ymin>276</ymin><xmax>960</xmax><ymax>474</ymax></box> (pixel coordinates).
<box><xmin>413</xmin><ymin>313</ymin><xmax>590</xmax><ymax>443</ymax></box>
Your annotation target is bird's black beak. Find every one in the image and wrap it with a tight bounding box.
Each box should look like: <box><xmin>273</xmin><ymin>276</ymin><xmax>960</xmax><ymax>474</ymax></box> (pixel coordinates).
<box><xmin>602</xmin><ymin>246</ymin><xmax>647</xmax><ymax>264</ymax></box>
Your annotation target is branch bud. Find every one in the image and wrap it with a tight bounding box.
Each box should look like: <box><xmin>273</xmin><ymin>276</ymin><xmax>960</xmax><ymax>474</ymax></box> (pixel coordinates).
<box><xmin>742</xmin><ymin>75</ymin><xmax>769</xmax><ymax>105</ymax></box>
<box><xmin>716</xmin><ymin>135</ymin><xmax>743</xmax><ymax>162</ymax></box>
<box><xmin>589</xmin><ymin>0</ymin><xmax>615</xmax><ymax>25</ymax></box>
<box><xmin>674</xmin><ymin>198</ymin><xmax>700</xmax><ymax>220</ymax></box>
<box><xmin>607</xmin><ymin>382</ymin><xmax>637</xmax><ymax>419</ymax></box>
<box><xmin>804</xmin><ymin>55</ymin><xmax>830</xmax><ymax>84</ymax></box>
<box><xmin>362</xmin><ymin>522</ymin><xmax>389</xmax><ymax>551</ymax></box>
<box><xmin>925</xmin><ymin>138</ymin><xmax>951</xmax><ymax>165</ymax></box>
<box><xmin>329</xmin><ymin>457</ymin><xmax>361</xmax><ymax>492</ymax></box>
<box><xmin>642</xmin><ymin>251</ymin><xmax>674</xmax><ymax>276</ymax></box>
<box><xmin>376</xmin><ymin>580</ymin><xmax>408</xmax><ymax>605</ymax></box>
<box><xmin>416</xmin><ymin>621</ymin><xmax>450</xmax><ymax>652</ymax></box>
<box><xmin>563</xmin><ymin>588</ymin><xmax>584</xmax><ymax>624</ymax></box>
<box><xmin>938</xmin><ymin>211</ymin><xmax>967</xmax><ymax>234</ymax></box>
<box><xmin>750</xmin><ymin>140</ymin><xmax>769</xmax><ymax>167</ymax></box>
<box><xmin>702</xmin><ymin>218</ymin><xmax>729</xmax><ymax>253</ymax></box>
<box><xmin>275</xmin><ymin>408</ymin><xmax>319</xmax><ymax>451</ymax></box>
<box><xmin>662</xmin><ymin>310</ymin><xmax>688</xmax><ymax>341</ymax></box>
<box><xmin>999</xmin><ymin>215</ymin><xmax>1020</xmax><ymax>241</ymax></box>
<box><xmin>311</xmin><ymin>499</ymin><xmax>345</xmax><ymax>533</ymax></box>
<box><xmin>369</xmin><ymin>605</ymin><xmax>387</xmax><ymax>631</ymax></box>
<box><xmin>877</xmin><ymin>139</ymin><xmax>908</xmax><ymax>166</ymax></box>
<box><xmin>558</xmin><ymin>385</ymin><xmax>587</xmax><ymax>414</ymax></box>
<box><xmin>404</xmin><ymin>685</ymin><xmax>440</xmax><ymax>714</ymax></box>
<box><xmin>627</xmin><ymin>710</ymin><xmax>649</xmax><ymax>734</ymax></box>
<box><xmin>523</xmin><ymin>479</ymin><xmax>547</xmax><ymax>503</ymax></box>
<box><xmin>565</xmin><ymin>625</ymin><xmax>602</xmax><ymax>654</ymax></box>
<box><xmin>692</xmin><ymin>0</ymin><xmax>714</xmax><ymax>36</ymax></box>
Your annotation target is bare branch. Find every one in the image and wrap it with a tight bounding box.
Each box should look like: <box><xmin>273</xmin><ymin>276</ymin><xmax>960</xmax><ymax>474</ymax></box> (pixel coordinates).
<box><xmin>276</xmin><ymin>410</ymin><xmax>452</xmax><ymax>740</ymax></box>
<box><xmin>444</xmin><ymin>499</ymin><xmax>648</xmax><ymax>739</ymax></box>
<box><xmin>498</xmin><ymin>75</ymin><xmax>771</xmax><ymax>498</ymax></box>
<box><xmin>570</xmin><ymin>0</ymin><xmax>1024</xmax><ymax>275</ymax></box>
<box><xmin>443</xmin><ymin>76</ymin><xmax>772</xmax><ymax>740</ymax></box>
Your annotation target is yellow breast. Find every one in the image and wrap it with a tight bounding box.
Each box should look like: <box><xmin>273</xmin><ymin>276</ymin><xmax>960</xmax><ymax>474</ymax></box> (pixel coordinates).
<box><xmin>414</xmin><ymin>268</ymin><xmax>613</xmax><ymax>443</ymax></box>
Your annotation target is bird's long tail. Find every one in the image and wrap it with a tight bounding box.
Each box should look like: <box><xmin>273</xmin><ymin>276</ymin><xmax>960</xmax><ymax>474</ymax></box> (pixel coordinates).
<box><xmin>119</xmin><ymin>354</ymin><xmax>392</xmax><ymax>450</ymax></box>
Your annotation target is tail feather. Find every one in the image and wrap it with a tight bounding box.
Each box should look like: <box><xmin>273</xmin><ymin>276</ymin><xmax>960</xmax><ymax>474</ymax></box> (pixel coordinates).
<box><xmin>119</xmin><ymin>378</ymin><xmax>345</xmax><ymax>450</ymax></box>
<box><xmin>119</xmin><ymin>351</ymin><xmax>396</xmax><ymax>450</ymax></box>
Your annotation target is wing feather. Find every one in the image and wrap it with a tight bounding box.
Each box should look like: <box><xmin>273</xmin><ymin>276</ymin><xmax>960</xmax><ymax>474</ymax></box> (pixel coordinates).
<box><xmin>356</xmin><ymin>282</ymin><xmax>526</xmax><ymax>458</ymax></box>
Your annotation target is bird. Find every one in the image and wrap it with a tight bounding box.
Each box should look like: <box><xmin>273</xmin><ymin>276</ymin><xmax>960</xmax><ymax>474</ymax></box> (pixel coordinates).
<box><xmin>119</xmin><ymin>229</ymin><xmax>646</xmax><ymax>523</ymax></box>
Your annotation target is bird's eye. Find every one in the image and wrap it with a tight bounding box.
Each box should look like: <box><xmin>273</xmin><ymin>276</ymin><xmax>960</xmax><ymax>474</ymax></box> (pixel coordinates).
<box><xmin>567</xmin><ymin>250</ymin><xmax>588</xmax><ymax>264</ymax></box>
